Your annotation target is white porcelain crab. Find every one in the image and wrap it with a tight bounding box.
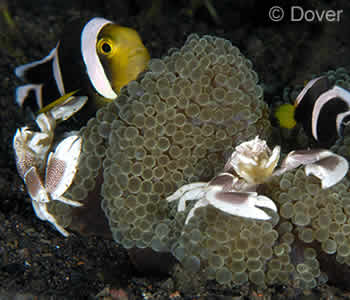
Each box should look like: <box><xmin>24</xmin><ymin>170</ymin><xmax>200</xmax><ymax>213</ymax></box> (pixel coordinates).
<box><xmin>13</xmin><ymin>95</ymin><xmax>88</xmax><ymax>236</ymax></box>
<box><xmin>167</xmin><ymin>136</ymin><xmax>349</xmax><ymax>224</ymax></box>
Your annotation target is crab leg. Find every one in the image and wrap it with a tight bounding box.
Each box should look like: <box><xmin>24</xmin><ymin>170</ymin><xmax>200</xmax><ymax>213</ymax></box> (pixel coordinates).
<box><xmin>32</xmin><ymin>201</ymin><xmax>69</xmax><ymax>237</ymax></box>
<box><xmin>167</xmin><ymin>182</ymin><xmax>207</xmax><ymax>202</ymax></box>
<box><xmin>177</xmin><ymin>188</ymin><xmax>206</xmax><ymax>212</ymax></box>
<box><xmin>185</xmin><ymin>197</ymin><xmax>210</xmax><ymax>224</ymax></box>
<box><xmin>56</xmin><ymin>195</ymin><xmax>83</xmax><ymax>207</ymax></box>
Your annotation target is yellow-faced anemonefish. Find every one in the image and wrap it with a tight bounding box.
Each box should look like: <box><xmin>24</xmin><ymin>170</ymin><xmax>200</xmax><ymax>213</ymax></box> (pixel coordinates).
<box><xmin>15</xmin><ymin>17</ymin><xmax>150</xmax><ymax>117</ymax></box>
<box><xmin>275</xmin><ymin>76</ymin><xmax>350</xmax><ymax>146</ymax></box>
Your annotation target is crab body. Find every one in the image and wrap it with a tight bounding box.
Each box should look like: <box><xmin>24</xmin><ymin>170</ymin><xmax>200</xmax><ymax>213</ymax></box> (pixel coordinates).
<box><xmin>13</xmin><ymin>96</ymin><xmax>87</xmax><ymax>236</ymax></box>
<box><xmin>167</xmin><ymin>136</ymin><xmax>349</xmax><ymax>225</ymax></box>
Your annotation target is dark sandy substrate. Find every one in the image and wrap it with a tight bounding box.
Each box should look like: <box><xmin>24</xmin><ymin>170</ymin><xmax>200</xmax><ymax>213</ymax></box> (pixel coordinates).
<box><xmin>2</xmin><ymin>0</ymin><xmax>350</xmax><ymax>299</ymax></box>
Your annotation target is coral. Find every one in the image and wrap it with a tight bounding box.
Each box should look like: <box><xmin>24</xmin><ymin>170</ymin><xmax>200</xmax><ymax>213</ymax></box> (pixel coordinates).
<box><xmin>42</xmin><ymin>34</ymin><xmax>350</xmax><ymax>291</ymax></box>
<box><xmin>100</xmin><ymin>33</ymin><xmax>270</xmax><ymax>251</ymax></box>
<box><xmin>172</xmin><ymin>207</ymin><xmax>281</xmax><ymax>287</ymax></box>
<box><xmin>262</xmin><ymin>168</ymin><xmax>350</xmax><ymax>289</ymax></box>
<box><xmin>332</xmin><ymin>131</ymin><xmax>350</xmax><ymax>161</ymax></box>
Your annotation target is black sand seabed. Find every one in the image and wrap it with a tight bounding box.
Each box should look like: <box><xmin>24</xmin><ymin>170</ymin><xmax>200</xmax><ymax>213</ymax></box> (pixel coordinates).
<box><xmin>1</xmin><ymin>0</ymin><xmax>350</xmax><ymax>299</ymax></box>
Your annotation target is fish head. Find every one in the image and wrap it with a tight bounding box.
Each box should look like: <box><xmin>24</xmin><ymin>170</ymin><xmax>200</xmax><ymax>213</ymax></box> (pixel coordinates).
<box><xmin>96</xmin><ymin>23</ymin><xmax>150</xmax><ymax>94</ymax></box>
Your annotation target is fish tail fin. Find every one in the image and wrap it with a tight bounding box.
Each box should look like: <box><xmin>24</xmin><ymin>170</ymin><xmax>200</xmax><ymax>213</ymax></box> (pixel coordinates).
<box><xmin>274</xmin><ymin>103</ymin><xmax>297</xmax><ymax>129</ymax></box>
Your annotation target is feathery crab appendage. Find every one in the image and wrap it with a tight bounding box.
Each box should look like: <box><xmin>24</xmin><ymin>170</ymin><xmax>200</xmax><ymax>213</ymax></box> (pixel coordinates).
<box><xmin>24</xmin><ymin>166</ymin><xmax>49</xmax><ymax>204</ymax></box>
<box><xmin>168</xmin><ymin>136</ymin><xmax>348</xmax><ymax>225</ymax></box>
<box><xmin>45</xmin><ymin>135</ymin><xmax>82</xmax><ymax>200</ymax></box>
<box><xmin>224</xmin><ymin>136</ymin><xmax>281</xmax><ymax>184</ymax></box>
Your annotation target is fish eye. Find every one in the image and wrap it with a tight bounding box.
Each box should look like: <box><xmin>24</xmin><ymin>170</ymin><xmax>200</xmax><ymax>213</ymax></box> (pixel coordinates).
<box><xmin>97</xmin><ymin>39</ymin><xmax>114</xmax><ymax>56</ymax></box>
<box><xmin>102</xmin><ymin>42</ymin><xmax>111</xmax><ymax>53</ymax></box>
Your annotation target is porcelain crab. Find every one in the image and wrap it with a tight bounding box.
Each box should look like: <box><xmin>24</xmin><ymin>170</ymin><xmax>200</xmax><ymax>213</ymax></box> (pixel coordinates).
<box><xmin>167</xmin><ymin>136</ymin><xmax>349</xmax><ymax>224</ymax></box>
<box><xmin>13</xmin><ymin>95</ymin><xmax>87</xmax><ymax>236</ymax></box>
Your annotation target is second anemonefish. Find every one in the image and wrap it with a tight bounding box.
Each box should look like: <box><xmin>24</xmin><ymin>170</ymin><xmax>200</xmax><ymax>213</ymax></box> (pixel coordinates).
<box><xmin>275</xmin><ymin>76</ymin><xmax>350</xmax><ymax>146</ymax></box>
<box><xmin>15</xmin><ymin>17</ymin><xmax>150</xmax><ymax>116</ymax></box>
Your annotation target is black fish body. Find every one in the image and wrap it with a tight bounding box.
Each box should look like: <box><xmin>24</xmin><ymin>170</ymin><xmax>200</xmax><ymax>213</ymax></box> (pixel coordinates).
<box><xmin>15</xmin><ymin>17</ymin><xmax>150</xmax><ymax>117</ymax></box>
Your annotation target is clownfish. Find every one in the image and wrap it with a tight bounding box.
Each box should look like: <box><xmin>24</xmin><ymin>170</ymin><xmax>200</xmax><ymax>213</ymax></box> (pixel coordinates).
<box><xmin>15</xmin><ymin>17</ymin><xmax>150</xmax><ymax>116</ymax></box>
<box><xmin>275</xmin><ymin>76</ymin><xmax>350</xmax><ymax>146</ymax></box>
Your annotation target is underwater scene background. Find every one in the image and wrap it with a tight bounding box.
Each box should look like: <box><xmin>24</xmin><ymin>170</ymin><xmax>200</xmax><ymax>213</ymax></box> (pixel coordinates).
<box><xmin>2</xmin><ymin>0</ymin><xmax>350</xmax><ymax>299</ymax></box>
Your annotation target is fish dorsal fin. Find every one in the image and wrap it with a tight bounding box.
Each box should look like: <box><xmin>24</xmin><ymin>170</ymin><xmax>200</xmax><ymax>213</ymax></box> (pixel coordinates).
<box><xmin>81</xmin><ymin>17</ymin><xmax>118</xmax><ymax>100</ymax></box>
<box><xmin>15</xmin><ymin>47</ymin><xmax>58</xmax><ymax>80</ymax></box>
<box><xmin>312</xmin><ymin>85</ymin><xmax>350</xmax><ymax>142</ymax></box>
<box><xmin>14</xmin><ymin>45</ymin><xmax>65</xmax><ymax>111</ymax></box>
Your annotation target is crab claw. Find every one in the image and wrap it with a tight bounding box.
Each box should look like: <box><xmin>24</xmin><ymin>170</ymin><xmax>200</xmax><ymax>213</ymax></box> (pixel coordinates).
<box><xmin>49</xmin><ymin>95</ymin><xmax>88</xmax><ymax>122</ymax></box>
<box><xmin>304</xmin><ymin>153</ymin><xmax>348</xmax><ymax>189</ymax></box>
<box><xmin>206</xmin><ymin>187</ymin><xmax>277</xmax><ymax>221</ymax></box>
<box><xmin>45</xmin><ymin>135</ymin><xmax>82</xmax><ymax>199</ymax></box>
<box><xmin>24</xmin><ymin>166</ymin><xmax>50</xmax><ymax>204</ymax></box>
<box><xmin>274</xmin><ymin>149</ymin><xmax>348</xmax><ymax>188</ymax></box>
